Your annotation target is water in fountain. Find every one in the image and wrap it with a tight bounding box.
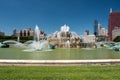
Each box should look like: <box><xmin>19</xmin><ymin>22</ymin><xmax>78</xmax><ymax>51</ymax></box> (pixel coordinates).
<box><xmin>32</xmin><ymin>25</ymin><xmax>40</xmax><ymax>50</ymax></box>
<box><xmin>3</xmin><ymin>40</ymin><xmax>24</xmax><ymax>47</ymax></box>
<box><xmin>24</xmin><ymin>25</ymin><xmax>51</xmax><ymax>52</ymax></box>
<box><xmin>48</xmin><ymin>24</ymin><xmax>80</xmax><ymax>48</ymax></box>
<box><xmin>50</xmin><ymin>24</ymin><xmax>80</xmax><ymax>39</ymax></box>
<box><xmin>65</xmin><ymin>40</ymin><xmax>70</xmax><ymax>48</ymax></box>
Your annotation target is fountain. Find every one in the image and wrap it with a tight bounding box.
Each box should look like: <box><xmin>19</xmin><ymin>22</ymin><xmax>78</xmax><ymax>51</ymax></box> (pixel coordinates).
<box><xmin>31</xmin><ymin>25</ymin><xmax>41</xmax><ymax>50</ymax></box>
<box><xmin>2</xmin><ymin>25</ymin><xmax>51</xmax><ymax>51</ymax></box>
<box><xmin>3</xmin><ymin>40</ymin><xmax>24</xmax><ymax>47</ymax></box>
<box><xmin>65</xmin><ymin>40</ymin><xmax>70</xmax><ymax>48</ymax></box>
<box><xmin>1</xmin><ymin>24</ymin><xmax>120</xmax><ymax>62</ymax></box>
<box><xmin>24</xmin><ymin>25</ymin><xmax>50</xmax><ymax>52</ymax></box>
<box><xmin>48</xmin><ymin>24</ymin><xmax>81</xmax><ymax>48</ymax></box>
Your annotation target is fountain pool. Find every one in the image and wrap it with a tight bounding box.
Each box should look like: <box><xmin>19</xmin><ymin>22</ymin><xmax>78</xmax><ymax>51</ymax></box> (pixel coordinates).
<box><xmin>0</xmin><ymin>47</ymin><xmax>120</xmax><ymax>60</ymax></box>
<box><xmin>1</xmin><ymin>25</ymin><xmax>120</xmax><ymax>61</ymax></box>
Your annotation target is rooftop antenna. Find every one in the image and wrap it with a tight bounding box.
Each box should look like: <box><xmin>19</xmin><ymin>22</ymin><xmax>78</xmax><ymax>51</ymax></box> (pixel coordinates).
<box><xmin>110</xmin><ymin>8</ymin><xmax>112</xmax><ymax>13</ymax></box>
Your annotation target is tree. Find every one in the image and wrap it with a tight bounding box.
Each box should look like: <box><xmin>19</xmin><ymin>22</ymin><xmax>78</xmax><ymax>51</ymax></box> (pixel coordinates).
<box><xmin>113</xmin><ymin>36</ymin><xmax>120</xmax><ymax>42</ymax></box>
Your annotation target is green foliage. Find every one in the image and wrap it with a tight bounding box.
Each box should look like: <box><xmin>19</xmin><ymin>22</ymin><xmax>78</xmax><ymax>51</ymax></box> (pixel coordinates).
<box><xmin>0</xmin><ymin>36</ymin><xmax>17</xmax><ymax>42</ymax></box>
<box><xmin>0</xmin><ymin>66</ymin><xmax>120</xmax><ymax>80</ymax></box>
<box><xmin>96</xmin><ymin>36</ymin><xmax>105</xmax><ymax>42</ymax></box>
<box><xmin>19</xmin><ymin>36</ymin><xmax>33</xmax><ymax>43</ymax></box>
<box><xmin>113</xmin><ymin>36</ymin><xmax>120</xmax><ymax>42</ymax></box>
<box><xmin>0</xmin><ymin>36</ymin><xmax>33</xmax><ymax>43</ymax></box>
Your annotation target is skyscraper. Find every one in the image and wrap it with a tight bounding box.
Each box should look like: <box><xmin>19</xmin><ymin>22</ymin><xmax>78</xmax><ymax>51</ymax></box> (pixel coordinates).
<box><xmin>94</xmin><ymin>20</ymin><xmax>99</xmax><ymax>36</ymax></box>
<box><xmin>108</xmin><ymin>9</ymin><xmax>120</xmax><ymax>41</ymax></box>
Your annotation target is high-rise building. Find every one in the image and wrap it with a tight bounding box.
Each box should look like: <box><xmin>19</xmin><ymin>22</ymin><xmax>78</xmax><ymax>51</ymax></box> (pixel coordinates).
<box><xmin>101</xmin><ymin>28</ymin><xmax>108</xmax><ymax>36</ymax></box>
<box><xmin>94</xmin><ymin>20</ymin><xmax>99</xmax><ymax>36</ymax></box>
<box><xmin>12</xmin><ymin>29</ymin><xmax>17</xmax><ymax>36</ymax></box>
<box><xmin>0</xmin><ymin>31</ymin><xmax>5</xmax><ymax>36</ymax></box>
<box><xmin>108</xmin><ymin>8</ymin><xmax>120</xmax><ymax>41</ymax></box>
<box><xmin>94</xmin><ymin>21</ymin><xmax>108</xmax><ymax>36</ymax></box>
<box><xmin>98</xmin><ymin>23</ymin><xmax>102</xmax><ymax>36</ymax></box>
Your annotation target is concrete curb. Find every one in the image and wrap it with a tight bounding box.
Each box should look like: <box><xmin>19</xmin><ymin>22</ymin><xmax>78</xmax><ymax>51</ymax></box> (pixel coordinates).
<box><xmin>0</xmin><ymin>59</ymin><xmax>120</xmax><ymax>66</ymax></box>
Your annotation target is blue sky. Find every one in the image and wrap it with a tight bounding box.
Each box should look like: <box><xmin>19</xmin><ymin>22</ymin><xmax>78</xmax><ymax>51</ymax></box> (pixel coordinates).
<box><xmin>0</xmin><ymin>0</ymin><xmax>120</xmax><ymax>35</ymax></box>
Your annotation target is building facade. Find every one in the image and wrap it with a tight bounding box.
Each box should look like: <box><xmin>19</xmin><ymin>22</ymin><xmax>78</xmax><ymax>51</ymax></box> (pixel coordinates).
<box><xmin>13</xmin><ymin>28</ymin><xmax>47</xmax><ymax>39</ymax></box>
<box><xmin>100</xmin><ymin>28</ymin><xmax>108</xmax><ymax>36</ymax></box>
<box><xmin>84</xmin><ymin>30</ymin><xmax>96</xmax><ymax>43</ymax></box>
<box><xmin>0</xmin><ymin>31</ymin><xmax>5</xmax><ymax>36</ymax></box>
<box><xmin>16</xmin><ymin>28</ymin><xmax>34</xmax><ymax>37</ymax></box>
<box><xmin>108</xmin><ymin>9</ymin><xmax>120</xmax><ymax>41</ymax></box>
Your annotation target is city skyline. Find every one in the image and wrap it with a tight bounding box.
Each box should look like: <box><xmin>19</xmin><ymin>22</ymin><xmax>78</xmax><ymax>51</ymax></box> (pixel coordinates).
<box><xmin>0</xmin><ymin>0</ymin><xmax>120</xmax><ymax>35</ymax></box>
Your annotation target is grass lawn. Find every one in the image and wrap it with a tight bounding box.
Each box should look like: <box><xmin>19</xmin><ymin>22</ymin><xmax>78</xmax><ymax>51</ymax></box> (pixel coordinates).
<box><xmin>0</xmin><ymin>65</ymin><xmax>120</xmax><ymax>80</ymax></box>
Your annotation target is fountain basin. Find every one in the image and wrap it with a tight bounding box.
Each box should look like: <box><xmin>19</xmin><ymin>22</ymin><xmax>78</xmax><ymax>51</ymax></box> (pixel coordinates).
<box><xmin>0</xmin><ymin>47</ymin><xmax>120</xmax><ymax>60</ymax></box>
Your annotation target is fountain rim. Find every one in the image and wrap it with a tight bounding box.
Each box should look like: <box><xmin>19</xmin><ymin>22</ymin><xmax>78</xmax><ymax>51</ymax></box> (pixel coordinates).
<box><xmin>0</xmin><ymin>59</ymin><xmax>120</xmax><ymax>66</ymax></box>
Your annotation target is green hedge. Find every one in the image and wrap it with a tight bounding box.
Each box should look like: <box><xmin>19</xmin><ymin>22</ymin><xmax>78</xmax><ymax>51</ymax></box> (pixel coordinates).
<box><xmin>0</xmin><ymin>36</ymin><xmax>33</xmax><ymax>43</ymax></box>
